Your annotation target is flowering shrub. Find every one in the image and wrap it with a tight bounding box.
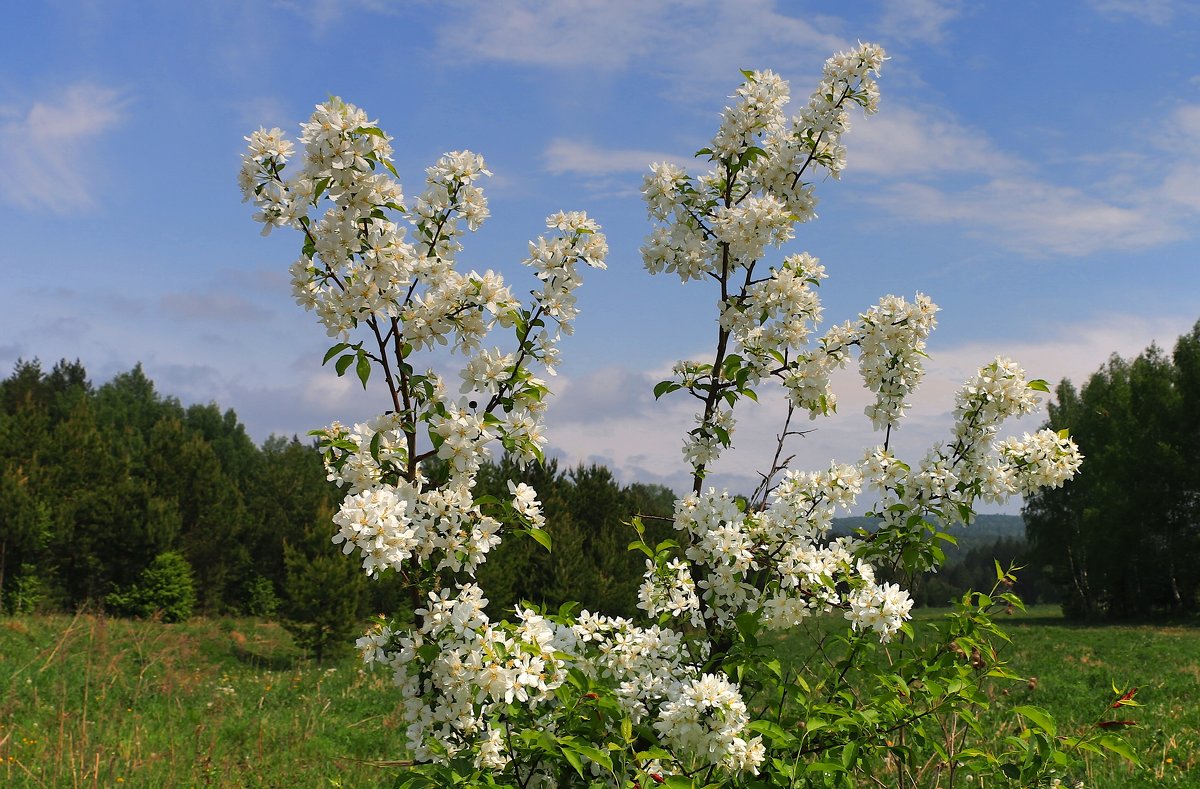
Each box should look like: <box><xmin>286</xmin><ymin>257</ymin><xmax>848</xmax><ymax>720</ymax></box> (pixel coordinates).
<box><xmin>241</xmin><ymin>43</ymin><xmax>1133</xmax><ymax>788</ymax></box>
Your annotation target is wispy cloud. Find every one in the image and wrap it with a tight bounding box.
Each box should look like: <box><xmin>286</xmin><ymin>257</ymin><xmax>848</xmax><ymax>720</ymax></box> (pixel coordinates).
<box><xmin>850</xmin><ymin>104</ymin><xmax>1018</xmax><ymax>177</ymax></box>
<box><xmin>275</xmin><ymin>0</ymin><xmax>398</xmax><ymax>29</ymax></box>
<box><xmin>847</xmin><ymin>99</ymin><xmax>1200</xmax><ymax>257</ymax></box>
<box><xmin>160</xmin><ymin>292</ymin><xmax>273</xmax><ymax>323</ymax></box>
<box><xmin>0</xmin><ymin>84</ymin><xmax>127</xmax><ymax>212</ymax></box>
<box><xmin>437</xmin><ymin>0</ymin><xmax>846</xmax><ymax>93</ymax></box>
<box><xmin>1088</xmin><ymin>0</ymin><xmax>1179</xmax><ymax>25</ymax></box>
<box><xmin>866</xmin><ymin>180</ymin><xmax>1179</xmax><ymax>256</ymax></box>
<box><xmin>877</xmin><ymin>0</ymin><xmax>964</xmax><ymax>44</ymax></box>
<box><xmin>544</xmin><ymin>139</ymin><xmax>687</xmax><ymax>176</ymax></box>
<box><xmin>538</xmin><ymin>312</ymin><xmax>1198</xmax><ymax>503</ymax></box>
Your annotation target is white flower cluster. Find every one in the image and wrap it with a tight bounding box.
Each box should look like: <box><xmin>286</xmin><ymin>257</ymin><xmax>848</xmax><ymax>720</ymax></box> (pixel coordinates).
<box><xmin>642</xmin><ymin>45</ymin><xmax>885</xmax><ymax>286</ymax></box>
<box><xmin>243</xmin><ymin>97</ymin><xmax>603</xmax><ymax>456</ymax></box>
<box><xmin>246</xmin><ymin>98</ymin><xmax>607</xmax><ymax>588</ymax></box>
<box><xmin>330</xmin><ymin>475</ymin><xmax>503</xmax><ymax>577</ymax></box>
<box><xmin>777</xmin><ymin>291</ymin><xmax>938</xmax><ymax>429</ymax></box>
<box><xmin>361</xmin><ymin>585</ymin><xmax>575</xmax><ymax>765</ymax></box>
<box><xmin>998</xmin><ymin>431</ymin><xmax>1083</xmax><ymax>494</ymax></box>
<box><xmin>643</xmin><ymin>463</ymin><xmax>913</xmax><ymax>643</ymax></box>
<box><xmin>654</xmin><ymin>673</ymin><xmax>766</xmax><ymax>774</ymax></box>
<box><xmin>853</xmin><ymin>293</ymin><xmax>939</xmax><ymax>429</ymax></box>
<box><xmin>863</xmin><ymin>358</ymin><xmax>1084</xmax><ymax>533</ymax></box>
<box><xmin>844</xmin><ymin>562</ymin><xmax>914</xmax><ymax>643</ymax></box>
<box><xmin>361</xmin><ymin>589</ymin><xmax>766</xmax><ymax>780</ymax></box>
<box><xmin>640</xmin><ymin>47</ymin><xmax>939</xmax><ymax>474</ymax></box>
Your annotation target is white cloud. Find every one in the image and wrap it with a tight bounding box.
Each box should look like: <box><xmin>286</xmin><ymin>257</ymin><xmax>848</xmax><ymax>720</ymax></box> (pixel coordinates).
<box><xmin>276</xmin><ymin>0</ymin><xmax>397</xmax><ymax>29</ymax></box>
<box><xmin>847</xmin><ymin>99</ymin><xmax>1200</xmax><ymax>256</ymax></box>
<box><xmin>850</xmin><ymin>104</ymin><xmax>1019</xmax><ymax>178</ymax></box>
<box><xmin>536</xmin><ymin>312</ymin><xmax>1198</xmax><ymax>504</ymax></box>
<box><xmin>0</xmin><ymin>84</ymin><xmax>127</xmax><ymax>212</ymax></box>
<box><xmin>866</xmin><ymin>180</ymin><xmax>1180</xmax><ymax>256</ymax></box>
<box><xmin>877</xmin><ymin>0</ymin><xmax>964</xmax><ymax>44</ymax></box>
<box><xmin>1088</xmin><ymin>0</ymin><xmax>1178</xmax><ymax>24</ymax></box>
<box><xmin>543</xmin><ymin>138</ymin><xmax>688</xmax><ymax>176</ymax></box>
<box><xmin>437</xmin><ymin>0</ymin><xmax>845</xmax><ymax>92</ymax></box>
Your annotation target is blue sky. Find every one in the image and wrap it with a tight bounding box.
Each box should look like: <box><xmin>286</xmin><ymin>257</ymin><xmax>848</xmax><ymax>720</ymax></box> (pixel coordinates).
<box><xmin>2</xmin><ymin>0</ymin><xmax>1198</xmax><ymax>507</ymax></box>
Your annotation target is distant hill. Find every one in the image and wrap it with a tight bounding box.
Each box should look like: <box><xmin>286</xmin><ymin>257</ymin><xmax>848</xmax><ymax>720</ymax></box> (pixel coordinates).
<box><xmin>832</xmin><ymin>514</ymin><xmax>1025</xmax><ymax>561</ymax></box>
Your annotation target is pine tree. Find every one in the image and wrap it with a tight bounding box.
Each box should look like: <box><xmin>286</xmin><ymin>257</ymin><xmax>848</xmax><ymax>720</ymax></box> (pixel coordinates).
<box><xmin>281</xmin><ymin>503</ymin><xmax>368</xmax><ymax>661</ymax></box>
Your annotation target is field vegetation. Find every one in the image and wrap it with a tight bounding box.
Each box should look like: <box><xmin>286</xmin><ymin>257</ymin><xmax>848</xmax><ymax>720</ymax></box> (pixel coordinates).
<box><xmin>1</xmin><ymin>606</ymin><xmax>1195</xmax><ymax>787</ymax></box>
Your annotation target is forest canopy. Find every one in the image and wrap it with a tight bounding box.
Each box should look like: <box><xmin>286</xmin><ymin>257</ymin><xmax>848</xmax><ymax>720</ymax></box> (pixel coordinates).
<box><xmin>0</xmin><ymin>359</ymin><xmax>679</xmax><ymax>652</ymax></box>
<box><xmin>1025</xmin><ymin>320</ymin><xmax>1200</xmax><ymax>618</ymax></box>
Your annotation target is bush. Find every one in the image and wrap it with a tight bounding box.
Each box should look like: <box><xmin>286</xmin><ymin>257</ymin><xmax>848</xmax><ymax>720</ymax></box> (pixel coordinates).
<box><xmin>246</xmin><ymin>574</ymin><xmax>280</xmax><ymax>617</ymax></box>
<box><xmin>4</xmin><ymin>563</ymin><xmax>46</xmax><ymax>614</ymax></box>
<box><xmin>105</xmin><ymin>551</ymin><xmax>196</xmax><ymax>622</ymax></box>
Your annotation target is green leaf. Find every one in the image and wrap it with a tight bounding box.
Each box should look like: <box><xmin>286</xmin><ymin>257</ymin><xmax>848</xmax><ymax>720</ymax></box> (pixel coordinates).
<box><xmin>575</xmin><ymin>745</ymin><xmax>613</xmax><ymax>771</ymax></box>
<box><xmin>747</xmin><ymin>720</ymin><xmax>795</xmax><ymax>746</ymax></box>
<box><xmin>1098</xmin><ymin>734</ymin><xmax>1138</xmax><ymax>763</ymax></box>
<box><xmin>334</xmin><ymin>354</ymin><xmax>355</xmax><ymax>376</ymax></box>
<box><xmin>356</xmin><ymin>352</ymin><xmax>371</xmax><ymax>389</ymax></box>
<box><xmin>561</xmin><ymin>746</ymin><xmax>585</xmax><ymax>778</ymax></box>
<box><xmin>1013</xmin><ymin>705</ymin><xmax>1056</xmax><ymax>736</ymax></box>
<box><xmin>663</xmin><ymin>778</ymin><xmax>695</xmax><ymax>789</ymax></box>
<box><xmin>322</xmin><ymin>342</ymin><xmax>350</xmax><ymax>365</ymax></box>
<box><xmin>1027</xmin><ymin>378</ymin><xmax>1051</xmax><ymax>393</ymax></box>
<box><xmin>369</xmin><ymin>431</ymin><xmax>382</xmax><ymax>462</ymax></box>
<box><xmin>628</xmin><ymin>540</ymin><xmax>654</xmax><ymax>558</ymax></box>
<box><xmin>841</xmin><ymin>741</ymin><xmax>860</xmax><ymax>769</ymax></box>
<box><xmin>653</xmin><ymin>380</ymin><xmax>681</xmax><ymax>399</ymax></box>
<box><xmin>805</xmin><ymin>761</ymin><xmax>847</xmax><ymax>774</ymax></box>
<box><xmin>529</xmin><ymin>528</ymin><xmax>552</xmax><ymax>553</ymax></box>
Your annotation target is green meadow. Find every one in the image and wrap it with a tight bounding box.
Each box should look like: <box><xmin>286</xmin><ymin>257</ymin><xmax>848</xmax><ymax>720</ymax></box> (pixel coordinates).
<box><xmin>1</xmin><ymin>607</ymin><xmax>1196</xmax><ymax>787</ymax></box>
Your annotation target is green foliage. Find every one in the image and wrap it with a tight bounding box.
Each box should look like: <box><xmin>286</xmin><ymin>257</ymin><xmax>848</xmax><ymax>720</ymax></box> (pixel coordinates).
<box><xmin>0</xmin><ymin>610</ymin><xmax>1186</xmax><ymax>788</ymax></box>
<box><xmin>281</xmin><ymin>507</ymin><xmax>368</xmax><ymax>662</ymax></box>
<box><xmin>0</xmin><ymin>360</ymin><xmax>354</xmax><ymax>617</ymax></box>
<box><xmin>105</xmin><ymin>551</ymin><xmax>197</xmax><ymax>623</ymax></box>
<box><xmin>0</xmin><ymin>614</ymin><xmax>405</xmax><ymax>787</ymax></box>
<box><xmin>1025</xmin><ymin>321</ymin><xmax>1200</xmax><ymax>618</ymax></box>
<box><xmin>466</xmin><ymin>457</ymin><xmax>676</xmax><ymax>617</ymax></box>
<box><xmin>246</xmin><ymin>574</ymin><xmax>281</xmax><ymax>618</ymax></box>
<box><xmin>4</xmin><ymin>563</ymin><xmax>46</xmax><ymax>614</ymax></box>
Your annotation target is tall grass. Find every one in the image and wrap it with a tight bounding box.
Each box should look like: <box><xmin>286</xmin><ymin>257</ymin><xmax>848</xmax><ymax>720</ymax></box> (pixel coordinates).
<box><xmin>0</xmin><ymin>612</ymin><xmax>401</xmax><ymax>787</ymax></box>
<box><xmin>2</xmin><ymin>607</ymin><xmax>1196</xmax><ymax>787</ymax></box>
<box><xmin>775</xmin><ymin>605</ymin><xmax>1200</xmax><ymax>787</ymax></box>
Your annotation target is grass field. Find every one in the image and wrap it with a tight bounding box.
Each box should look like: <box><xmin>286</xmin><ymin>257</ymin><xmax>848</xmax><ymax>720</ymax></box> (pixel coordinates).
<box><xmin>1</xmin><ymin>607</ymin><xmax>1197</xmax><ymax>787</ymax></box>
<box><xmin>989</xmin><ymin>606</ymin><xmax>1200</xmax><ymax>787</ymax></box>
<box><xmin>0</xmin><ymin>612</ymin><xmax>401</xmax><ymax>787</ymax></box>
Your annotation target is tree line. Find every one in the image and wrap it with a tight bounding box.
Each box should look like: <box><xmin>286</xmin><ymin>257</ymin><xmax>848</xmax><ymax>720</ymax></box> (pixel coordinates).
<box><xmin>0</xmin><ymin>359</ymin><xmax>677</xmax><ymax>656</ymax></box>
<box><xmin>1024</xmin><ymin>321</ymin><xmax>1200</xmax><ymax>618</ymax></box>
<box><xmin>0</xmin><ymin>357</ymin><xmax>1073</xmax><ymax>654</ymax></box>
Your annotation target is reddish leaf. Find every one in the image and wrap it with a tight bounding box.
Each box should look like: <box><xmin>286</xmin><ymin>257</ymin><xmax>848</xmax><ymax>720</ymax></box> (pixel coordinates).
<box><xmin>1111</xmin><ymin>687</ymin><xmax>1139</xmax><ymax>707</ymax></box>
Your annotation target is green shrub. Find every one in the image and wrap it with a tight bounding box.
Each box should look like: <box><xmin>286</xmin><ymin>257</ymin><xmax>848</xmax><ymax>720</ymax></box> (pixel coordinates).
<box><xmin>5</xmin><ymin>563</ymin><xmax>46</xmax><ymax>614</ymax></box>
<box><xmin>106</xmin><ymin>551</ymin><xmax>196</xmax><ymax>622</ymax></box>
<box><xmin>281</xmin><ymin>537</ymin><xmax>366</xmax><ymax>662</ymax></box>
<box><xmin>246</xmin><ymin>574</ymin><xmax>280</xmax><ymax>617</ymax></box>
